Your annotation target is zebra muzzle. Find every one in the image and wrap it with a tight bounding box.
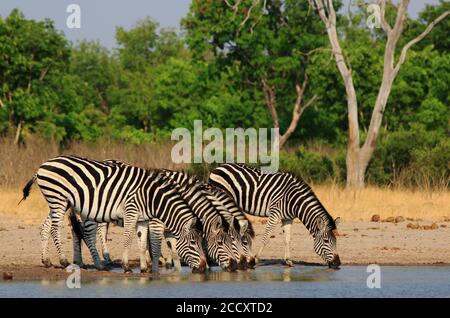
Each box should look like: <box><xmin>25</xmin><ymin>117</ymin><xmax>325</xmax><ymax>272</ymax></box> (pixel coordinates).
<box><xmin>328</xmin><ymin>254</ymin><xmax>341</xmax><ymax>269</ymax></box>
<box><xmin>237</xmin><ymin>255</ymin><xmax>248</xmax><ymax>270</ymax></box>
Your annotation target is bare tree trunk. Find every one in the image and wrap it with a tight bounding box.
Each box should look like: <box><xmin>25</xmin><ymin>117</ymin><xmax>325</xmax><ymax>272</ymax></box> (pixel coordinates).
<box><xmin>310</xmin><ymin>0</ymin><xmax>449</xmax><ymax>189</ymax></box>
<box><xmin>14</xmin><ymin>121</ymin><xmax>22</xmax><ymax>146</ymax></box>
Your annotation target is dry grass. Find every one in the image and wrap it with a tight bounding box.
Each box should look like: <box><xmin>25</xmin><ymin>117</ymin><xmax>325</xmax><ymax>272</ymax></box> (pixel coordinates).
<box><xmin>3</xmin><ymin>184</ymin><xmax>448</xmax><ymax>225</ymax></box>
<box><xmin>313</xmin><ymin>184</ymin><xmax>450</xmax><ymax>222</ymax></box>
<box><xmin>0</xmin><ymin>137</ymin><xmax>187</xmax><ymax>187</ymax></box>
<box><xmin>1</xmin><ymin>137</ymin><xmax>448</xmax><ymax>225</ymax></box>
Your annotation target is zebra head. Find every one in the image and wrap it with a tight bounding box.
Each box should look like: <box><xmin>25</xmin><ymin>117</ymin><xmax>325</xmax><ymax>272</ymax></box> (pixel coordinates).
<box><xmin>206</xmin><ymin>216</ymin><xmax>238</xmax><ymax>272</ymax></box>
<box><xmin>176</xmin><ymin>217</ymin><xmax>207</xmax><ymax>273</ymax></box>
<box><xmin>313</xmin><ymin>217</ymin><xmax>341</xmax><ymax>269</ymax></box>
<box><xmin>226</xmin><ymin>217</ymin><xmax>248</xmax><ymax>270</ymax></box>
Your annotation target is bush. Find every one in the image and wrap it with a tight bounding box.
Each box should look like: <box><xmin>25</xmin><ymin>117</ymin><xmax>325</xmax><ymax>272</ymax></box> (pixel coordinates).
<box><xmin>280</xmin><ymin>146</ymin><xmax>334</xmax><ymax>183</ymax></box>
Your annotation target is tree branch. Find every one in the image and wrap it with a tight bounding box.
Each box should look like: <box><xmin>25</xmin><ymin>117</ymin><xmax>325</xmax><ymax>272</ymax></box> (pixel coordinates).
<box><xmin>378</xmin><ymin>0</ymin><xmax>392</xmax><ymax>33</ymax></box>
<box><xmin>261</xmin><ymin>78</ymin><xmax>279</xmax><ymax>129</ymax></box>
<box><xmin>394</xmin><ymin>10</ymin><xmax>449</xmax><ymax>75</ymax></box>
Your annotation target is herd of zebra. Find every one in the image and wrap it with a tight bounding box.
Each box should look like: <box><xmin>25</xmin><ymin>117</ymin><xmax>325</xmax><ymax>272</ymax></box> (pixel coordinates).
<box><xmin>20</xmin><ymin>155</ymin><xmax>341</xmax><ymax>274</ymax></box>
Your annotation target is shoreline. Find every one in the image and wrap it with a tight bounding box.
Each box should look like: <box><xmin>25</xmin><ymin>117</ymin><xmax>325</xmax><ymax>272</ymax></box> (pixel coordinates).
<box><xmin>2</xmin><ymin>218</ymin><xmax>450</xmax><ymax>282</ymax></box>
<box><xmin>3</xmin><ymin>262</ymin><xmax>450</xmax><ymax>282</ymax></box>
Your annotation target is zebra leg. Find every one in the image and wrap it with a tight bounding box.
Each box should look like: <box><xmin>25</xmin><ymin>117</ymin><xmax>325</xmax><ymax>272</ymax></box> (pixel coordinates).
<box><xmin>122</xmin><ymin>207</ymin><xmax>139</xmax><ymax>273</ymax></box>
<box><xmin>255</xmin><ymin>212</ymin><xmax>280</xmax><ymax>264</ymax></box>
<box><xmin>49</xmin><ymin>208</ymin><xmax>70</xmax><ymax>268</ymax></box>
<box><xmin>281</xmin><ymin>219</ymin><xmax>294</xmax><ymax>267</ymax></box>
<box><xmin>81</xmin><ymin>221</ymin><xmax>104</xmax><ymax>270</ymax></box>
<box><xmin>166</xmin><ymin>235</ymin><xmax>182</xmax><ymax>271</ymax></box>
<box><xmin>136</xmin><ymin>221</ymin><xmax>150</xmax><ymax>273</ymax></box>
<box><xmin>71</xmin><ymin>222</ymin><xmax>84</xmax><ymax>268</ymax></box>
<box><xmin>40</xmin><ymin>214</ymin><xmax>52</xmax><ymax>268</ymax></box>
<box><xmin>97</xmin><ymin>223</ymin><xmax>112</xmax><ymax>266</ymax></box>
<box><xmin>149</xmin><ymin>220</ymin><xmax>164</xmax><ymax>274</ymax></box>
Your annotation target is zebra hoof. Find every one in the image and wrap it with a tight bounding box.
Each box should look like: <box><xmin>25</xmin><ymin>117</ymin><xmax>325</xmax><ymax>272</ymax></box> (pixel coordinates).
<box><xmin>123</xmin><ymin>266</ymin><xmax>133</xmax><ymax>274</ymax></box>
<box><xmin>103</xmin><ymin>258</ymin><xmax>113</xmax><ymax>267</ymax></box>
<box><xmin>285</xmin><ymin>259</ymin><xmax>294</xmax><ymax>267</ymax></box>
<box><xmin>165</xmin><ymin>262</ymin><xmax>173</xmax><ymax>269</ymax></box>
<box><xmin>60</xmin><ymin>259</ymin><xmax>70</xmax><ymax>268</ymax></box>
<box><xmin>42</xmin><ymin>259</ymin><xmax>52</xmax><ymax>268</ymax></box>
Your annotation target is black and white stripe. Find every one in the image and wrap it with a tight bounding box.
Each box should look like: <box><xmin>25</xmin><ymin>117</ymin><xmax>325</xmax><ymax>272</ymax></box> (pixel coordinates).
<box><xmin>21</xmin><ymin>156</ymin><xmax>207</xmax><ymax>273</ymax></box>
<box><xmin>209</xmin><ymin>163</ymin><xmax>341</xmax><ymax>268</ymax></box>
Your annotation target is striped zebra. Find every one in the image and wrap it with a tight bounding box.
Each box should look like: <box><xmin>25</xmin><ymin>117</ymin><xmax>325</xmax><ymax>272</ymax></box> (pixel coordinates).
<box><xmin>161</xmin><ymin>169</ymin><xmax>252</xmax><ymax>269</ymax></box>
<box><xmin>71</xmin><ymin>168</ymin><xmax>253</xmax><ymax>271</ymax></box>
<box><xmin>200</xmin><ymin>183</ymin><xmax>256</xmax><ymax>268</ymax></box>
<box><xmin>61</xmin><ymin>160</ymin><xmax>238</xmax><ymax>272</ymax></box>
<box><xmin>20</xmin><ymin>156</ymin><xmax>207</xmax><ymax>273</ymax></box>
<box><xmin>209</xmin><ymin>163</ymin><xmax>341</xmax><ymax>269</ymax></box>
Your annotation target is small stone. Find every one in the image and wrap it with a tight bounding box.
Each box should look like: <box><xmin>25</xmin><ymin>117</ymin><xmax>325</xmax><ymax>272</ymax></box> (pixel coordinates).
<box><xmin>3</xmin><ymin>272</ymin><xmax>13</xmax><ymax>280</ymax></box>
<box><xmin>431</xmin><ymin>223</ymin><xmax>439</xmax><ymax>230</ymax></box>
<box><xmin>17</xmin><ymin>225</ymin><xmax>25</xmax><ymax>230</ymax></box>
<box><xmin>0</xmin><ymin>227</ymin><xmax>6</xmax><ymax>231</ymax></box>
<box><xmin>384</xmin><ymin>217</ymin><xmax>395</xmax><ymax>223</ymax></box>
<box><xmin>423</xmin><ymin>225</ymin><xmax>432</xmax><ymax>230</ymax></box>
<box><xmin>270</xmin><ymin>235</ymin><xmax>275</xmax><ymax>238</ymax></box>
<box><xmin>443</xmin><ymin>217</ymin><xmax>450</xmax><ymax>222</ymax></box>
<box><xmin>406</xmin><ymin>218</ymin><xmax>414</xmax><ymax>221</ymax></box>
<box><xmin>407</xmin><ymin>223</ymin><xmax>420</xmax><ymax>229</ymax></box>
<box><xmin>440</xmin><ymin>224</ymin><xmax>447</xmax><ymax>228</ymax></box>
<box><xmin>353</xmin><ymin>228</ymin><xmax>359</xmax><ymax>232</ymax></box>
<box><xmin>395</xmin><ymin>216</ymin><xmax>405</xmax><ymax>223</ymax></box>
<box><xmin>371</xmin><ymin>214</ymin><xmax>381</xmax><ymax>222</ymax></box>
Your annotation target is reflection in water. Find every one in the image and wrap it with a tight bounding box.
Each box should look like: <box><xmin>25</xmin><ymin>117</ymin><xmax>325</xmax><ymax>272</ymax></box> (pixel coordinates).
<box><xmin>2</xmin><ymin>266</ymin><xmax>450</xmax><ymax>298</ymax></box>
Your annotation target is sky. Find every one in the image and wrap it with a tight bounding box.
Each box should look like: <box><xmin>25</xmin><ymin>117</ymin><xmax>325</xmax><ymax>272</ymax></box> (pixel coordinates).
<box><xmin>0</xmin><ymin>0</ymin><xmax>442</xmax><ymax>49</ymax></box>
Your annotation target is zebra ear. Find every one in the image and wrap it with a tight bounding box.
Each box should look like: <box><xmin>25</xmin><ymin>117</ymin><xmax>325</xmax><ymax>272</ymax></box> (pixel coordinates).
<box><xmin>185</xmin><ymin>217</ymin><xmax>202</xmax><ymax>233</ymax></box>
<box><xmin>238</xmin><ymin>220</ymin><xmax>248</xmax><ymax>236</ymax></box>
<box><xmin>316</xmin><ymin>218</ymin><xmax>327</xmax><ymax>233</ymax></box>
<box><xmin>334</xmin><ymin>217</ymin><xmax>341</xmax><ymax>227</ymax></box>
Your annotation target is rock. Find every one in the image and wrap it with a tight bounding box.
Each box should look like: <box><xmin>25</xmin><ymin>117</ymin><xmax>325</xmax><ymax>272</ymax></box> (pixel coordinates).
<box><xmin>353</xmin><ymin>228</ymin><xmax>359</xmax><ymax>232</ymax></box>
<box><xmin>423</xmin><ymin>225</ymin><xmax>432</xmax><ymax>230</ymax></box>
<box><xmin>0</xmin><ymin>227</ymin><xmax>6</xmax><ymax>231</ymax></box>
<box><xmin>431</xmin><ymin>223</ymin><xmax>439</xmax><ymax>230</ymax></box>
<box><xmin>443</xmin><ymin>217</ymin><xmax>450</xmax><ymax>222</ymax></box>
<box><xmin>270</xmin><ymin>235</ymin><xmax>275</xmax><ymax>238</ymax></box>
<box><xmin>17</xmin><ymin>225</ymin><xmax>25</xmax><ymax>230</ymax></box>
<box><xmin>383</xmin><ymin>217</ymin><xmax>395</xmax><ymax>223</ymax></box>
<box><xmin>406</xmin><ymin>217</ymin><xmax>414</xmax><ymax>221</ymax></box>
<box><xmin>440</xmin><ymin>224</ymin><xmax>447</xmax><ymax>228</ymax></box>
<box><xmin>395</xmin><ymin>216</ymin><xmax>405</xmax><ymax>223</ymax></box>
<box><xmin>407</xmin><ymin>223</ymin><xmax>420</xmax><ymax>229</ymax></box>
<box><xmin>371</xmin><ymin>214</ymin><xmax>381</xmax><ymax>222</ymax></box>
<box><xmin>3</xmin><ymin>272</ymin><xmax>13</xmax><ymax>280</ymax></box>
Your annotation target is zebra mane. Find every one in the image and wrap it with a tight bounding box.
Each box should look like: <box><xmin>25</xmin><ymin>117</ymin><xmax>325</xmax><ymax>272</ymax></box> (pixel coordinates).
<box><xmin>202</xmin><ymin>183</ymin><xmax>255</xmax><ymax>238</ymax></box>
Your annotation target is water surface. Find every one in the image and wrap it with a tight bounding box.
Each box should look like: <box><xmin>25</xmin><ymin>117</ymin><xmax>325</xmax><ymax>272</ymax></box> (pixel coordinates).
<box><xmin>1</xmin><ymin>265</ymin><xmax>449</xmax><ymax>298</ymax></box>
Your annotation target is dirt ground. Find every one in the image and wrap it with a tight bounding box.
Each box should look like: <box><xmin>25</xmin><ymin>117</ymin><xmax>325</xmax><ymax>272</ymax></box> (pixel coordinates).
<box><xmin>1</xmin><ymin>213</ymin><xmax>450</xmax><ymax>281</ymax></box>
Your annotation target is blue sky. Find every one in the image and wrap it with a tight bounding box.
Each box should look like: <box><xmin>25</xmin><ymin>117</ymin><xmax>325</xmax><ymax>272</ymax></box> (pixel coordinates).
<box><xmin>0</xmin><ymin>0</ymin><xmax>441</xmax><ymax>49</ymax></box>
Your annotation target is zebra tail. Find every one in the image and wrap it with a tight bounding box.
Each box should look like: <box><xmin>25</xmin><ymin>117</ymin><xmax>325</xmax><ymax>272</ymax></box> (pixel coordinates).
<box><xmin>18</xmin><ymin>174</ymin><xmax>37</xmax><ymax>206</ymax></box>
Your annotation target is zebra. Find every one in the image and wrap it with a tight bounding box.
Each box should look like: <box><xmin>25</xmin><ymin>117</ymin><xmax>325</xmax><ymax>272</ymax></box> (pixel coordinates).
<box><xmin>199</xmin><ymin>183</ymin><xmax>256</xmax><ymax>268</ymax></box>
<box><xmin>20</xmin><ymin>155</ymin><xmax>207</xmax><ymax>273</ymax></box>
<box><xmin>55</xmin><ymin>160</ymin><xmax>238</xmax><ymax>272</ymax></box>
<box><xmin>208</xmin><ymin>163</ymin><xmax>341</xmax><ymax>269</ymax></box>
<box><xmin>160</xmin><ymin>169</ymin><xmax>251</xmax><ymax>269</ymax></box>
